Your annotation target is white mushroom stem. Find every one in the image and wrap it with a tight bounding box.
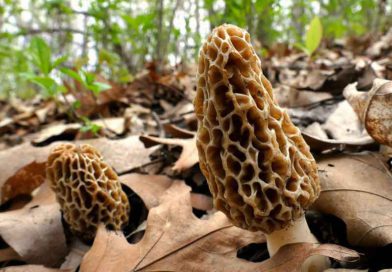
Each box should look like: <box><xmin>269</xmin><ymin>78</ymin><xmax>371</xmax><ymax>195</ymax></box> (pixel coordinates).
<box><xmin>266</xmin><ymin>215</ymin><xmax>330</xmax><ymax>272</ymax></box>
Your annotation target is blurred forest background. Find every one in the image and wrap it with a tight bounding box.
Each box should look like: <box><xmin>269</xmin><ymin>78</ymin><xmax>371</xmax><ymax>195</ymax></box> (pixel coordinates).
<box><xmin>1</xmin><ymin>0</ymin><xmax>392</xmax><ymax>100</ymax></box>
<box><xmin>1</xmin><ymin>2</ymin><xmax>392</xmax><ymax>270</ymax></box>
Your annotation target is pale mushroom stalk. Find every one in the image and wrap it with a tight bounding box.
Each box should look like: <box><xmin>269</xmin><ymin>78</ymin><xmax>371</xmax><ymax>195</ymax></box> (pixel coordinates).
<box><xmin>266</xmin><ymin>215</ymin><xmax>329</xmax><ymax>271</ymax></box>
<box><xmin>194</xmin><ymin>24</ymin><xmax>329</xmax><ymax>271</ymax></box>
<box><xmin>266</xmin><ymin>215</ymin><xmax>316</xmax><ymax>255</ymax></box>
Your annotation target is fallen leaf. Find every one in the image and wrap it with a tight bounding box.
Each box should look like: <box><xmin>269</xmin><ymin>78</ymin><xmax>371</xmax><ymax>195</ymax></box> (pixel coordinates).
<box><xmin>303</xmin><ymin>122</ymin><xmax>328</xmax><ymax>139</ymax></box>
<box><xmin>120</xmin><ymin>173</ymin><xmax>175</xmax><ymax>209</ymax></box>
<box><xmin>298</xmin><ymin>70</ymin><xmax>329</xmax><ymax>91</ymax></box>
<box><xmin>121</xmin><ymin>173</ymin><xmax>212</xmax><ymax>211</ymax></box>
<box><xmin>80</xmin><ymin>181</ymin><xmax>266</xmax><ymax>272</ymax></box>
<box><xmin>0</xmin><ymin>136</ymin><xmax>157</xmax><ymax>204</ymax></box>
<box><xmin>275</xmin><ymin>86</ymin><xmax>333</xmax><ymax>108</ymax></box>
<box><xmin>0</xmin><ymin>265</ymin><xmax>70</xmax><ymax>272</ymax></box>
<box><xmin>0</xmin><ymin>247</ymin><xmax>20</xmax><ymax>262</ymax></box>
<box><xmin>344</xmin><ymin>79</ymin><xmax>392</xmax><ymax>146</ymax></box>
<box><xmin>163</xmin><ymin>123</ymin><xmax>195</xmax><ymax>138</ymax></box>
<box><xmin>0</xmin><ymin>117</ymin><xmax>14</xmax><ymax>134</ymax></box>
<box><xmin>140</xmin><ymin>134</ymin><xmax>198</xmax><ymax>171</ymax></box>
<box><xmin>32</xmin><ymin>123</ymin><xmax>80</xmax><ymax>145</ymax></box>
<box><xmin>254</xmin><ymin>243</ymin><xmax>359</xmax><ymax>272</ymax></box>
<box><xmin>1</xmin><ymin>161</ymin><xmax>46</xmax><ymax>204</ymax></box>
<box><xmin>0</xmin><ymin>183</ymin><xmax>67</xmax><ymax>266</ymax></box>
<box><xmin>366</xmin><ymin>28</ymin><xmax>392</xmax><ymax>57</ymax></box>
<box><xmin>322</xmin><ymin>101</ymin><xmax>368</xmax><ymax>141</ymax></box>
<box><xmin>32</xmin><ymin>118</ymin><xmax>126</xmax><ymax>145</ymax></box>
<box><xmin>190</xmin><ymin>193</ymin><xmax>213</xmax><ymax>211</ymax></box>
<box><xmin>302</xmin><ymin>132</ymin><xmax>375</xmax><ymax>153</ymax></box>
<box><xmin>91</xmin><ymin>117</ymin><xmax>125</xmax><ymax>135</ymax></box>
<box><xmin>160</xmin><ymin>100</ymin><xmax>194</xmax><ymax>120</ymax></box>
<box><xmin>325</xmin><ymin>269</ymin><xmax>367</xmax><ymax>271</ymax></box>
<box><xmin>313</xmin><ymin>152</ymin><xmax>392</xmax><ymax>247</ymax></box>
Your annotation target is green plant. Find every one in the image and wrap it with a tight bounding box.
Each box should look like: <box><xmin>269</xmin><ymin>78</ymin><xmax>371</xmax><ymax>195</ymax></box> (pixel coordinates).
<box><xmin>295</xmin><ymin>16</ymin><xmax>323</xmax><ymax>57</ymax></box>
<box><xmin>60</xmin><ymin>68</ymin><xmax>111</xmax><ymax>96</ymax></box>
<box><xmin>79</xmin><ymin>117</ymin><xmax>103</xmax><ymax>135</ymax></box>
<box><xmin>23</xmin><ymin>37</ymin><xmax>111</xmax><ymax>135</ymax></box>
<box><xmin>23</xmin><ymin>37</ymin><xmax>67</xmax><ymax>97</ymax></box>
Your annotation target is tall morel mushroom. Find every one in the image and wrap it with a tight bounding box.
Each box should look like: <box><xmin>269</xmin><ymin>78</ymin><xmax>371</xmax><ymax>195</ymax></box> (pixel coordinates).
<box><xmin>194</xmin><ymin>24</ymin><xmax>329</xmax><ymax>270</ymax></box>
<box><xmin>46</xmin><ymin>143</ymin><xmax>130</xmax><ymax>241</ymax></box>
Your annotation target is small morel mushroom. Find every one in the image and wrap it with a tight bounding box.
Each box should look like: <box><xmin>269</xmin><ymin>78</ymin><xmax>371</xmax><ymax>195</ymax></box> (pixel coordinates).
<box><xmin>195</xmin><ymin>24</ymin><xmax>329</xmax><ymax>271</ymax></box>
<box><xmin>46</xmin><ymin>143</ymin><xmax>130</xmax><ymax>241</ymax></box>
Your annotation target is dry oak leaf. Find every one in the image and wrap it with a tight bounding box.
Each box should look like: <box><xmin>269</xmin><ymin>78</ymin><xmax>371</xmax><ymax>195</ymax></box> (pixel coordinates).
<box><xmin>344</xmin><ymin>79</ymin><xmax>392</xmax><ymax>147</ymax></box>
<box><xmin>322</xmin><ymin>101</ymin><xmax>369</xmax><ymax>141</ymax></box>
<box><xmin>32</xmin><ymin>118</ymin><xmax>126</xmax><ymax>145</ymax></box>
<box><xmin>31</xmin><ymin>123</ymin><xmax>80</xmax><ymax>145</ymax></box>
<box><xmin>139</xmin><ymin>133</ymin><xmax>198</xmax><ymax>171</ymax></box>
<box><xmin>120</xmin><ymin>173</ymin><xmax>213</xmax><ymax>211</ymax></box>
<box><xmin>0</xmin><ymin>135</ymin><xmax>156</xmax><ymax>204</ymax></box>
<box><xmin>302</xmin><ymin>132</ymin><xmax>375</xmax><ymax>153</ymax></box>
<box><xmin>120</xmin><ymin>173</ymin><xmax>176</xmax><ymax>209</ymax></box>
<box><xmin>80</xmin><ymin>181</ymin><xmax>266</xmax><ymax>272</ymax></box>
<box><xmin>313</xmin><ymin>152</ymin><xmax>392</xmax><ymax>247</ymax></box>
<box><xmin>253</xmin><ymin>243</ymin><xmax>358</xmax><ymax>272</ymax></box>
<box><xmin>0</xmin><ymin>182</ymin><xmax>67</xmax><ymax>266</ymax></box>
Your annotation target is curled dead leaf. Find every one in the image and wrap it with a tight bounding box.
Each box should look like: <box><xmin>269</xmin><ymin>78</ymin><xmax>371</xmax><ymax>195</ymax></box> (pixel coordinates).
<box><xmin>314</xmin><ymin>152</ymin><xmax>392</xmax><ymax>247</ymax></box>
<box><xmin>120</xmin><ymin>173</ymin><xmax>175</xmax><ymax>209</ymax></box>
<box><xmin>344</xmin><ymin>79</ymin><xmax>392</xmax><ymax>146</ymax></box>
<box><xmin>0</xmin><ymin>183</ymin><xmax>67</xmax><ymax>266</ymax></box>
<box><xmin>322</xmin><ymin>101</ymin><xmax>368</xmax><ymax>141</ymax></box>
<box><xmin>255</xmin><ymin>243</ymin><xmax>359</xmax><ymax>272</ymax></box>
<box><xmin>302</xmin><ymin>132</ymin><xmax>375</xmax><ymax>153</ymax></box>
<box><xmin>1</xmin><ymin>161</ymin><xmax>46</xmax><ymax>204</ymax></box>
<box><xmin>139</xmin><ymin>133</ymin><xmax>198</xmax><ymax>171</ymax></box>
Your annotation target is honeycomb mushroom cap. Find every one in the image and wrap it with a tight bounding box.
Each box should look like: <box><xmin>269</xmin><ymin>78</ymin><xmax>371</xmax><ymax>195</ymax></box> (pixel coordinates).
<box><xmin>46</xmin><ymin>143</ymin><xmax>130</xmax><ymax>240</ymax></box>
<box><xmin>194</xmin><ymin>24</ymin><xmax>320</xmax><ymax>234</ymax></box>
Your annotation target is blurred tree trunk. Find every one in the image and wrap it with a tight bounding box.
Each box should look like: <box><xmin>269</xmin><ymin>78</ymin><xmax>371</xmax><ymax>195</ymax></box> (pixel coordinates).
<box><xmin>82</xmin><ymin>15</ymin><xmax>88</xmax><ymax>57</ymax></box>
<box><xmin>161</xmin><ymin>0</ymin><xmax>181</xmax><ymax>66</ymax></box>
<box><xmin>205</xmin><ymin>0</ymin><xmax>216</xmax><ymax>31</ymax></box>
<box><xmin>291</xmin><ymin>0</ymin><xmax>305</xmax><ymax>38</ymax></box>
<box><xmin>246</xmin><ymin>0</ymin><xmax>255</xmax><ymax>38</ymax></box>
<box><xmin>156</xmin><ymin>0</ymin><xmax>164</xmax><ymax>71</ymax></box>
<box><xmin>376</xmin><ymin>0</ymin><xmax>387</xmax><ymax>32</ymax></box>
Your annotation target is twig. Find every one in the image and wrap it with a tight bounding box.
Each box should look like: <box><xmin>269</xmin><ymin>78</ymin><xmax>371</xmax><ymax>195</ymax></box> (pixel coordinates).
<box><xmin>16</xmin><ymin>27</ymin><xmax>86</xmax><ymax>36</ymax></box>
<box><xmin>152</xmin><ymin>111</ymin><xmax>165</xmax><ymax>138</ymax></box>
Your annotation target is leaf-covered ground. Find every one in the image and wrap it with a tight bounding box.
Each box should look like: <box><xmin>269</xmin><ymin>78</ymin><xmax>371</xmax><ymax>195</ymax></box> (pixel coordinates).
<box><xmin>0</xmin><ymin>30</ymin><xmax>392</xmax><ymax>272</ymax></box>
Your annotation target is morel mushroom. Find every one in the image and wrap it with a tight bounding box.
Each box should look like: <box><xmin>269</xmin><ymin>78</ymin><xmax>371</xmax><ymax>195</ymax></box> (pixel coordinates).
<box><xmin>46</xmin><ymin>143</ymin><xmax>130</xmax><ymax>240</ymax></box>
<box><xmin>194</xmin><ymin>24</ymin><xmax>329</xmax><ymax>270</ymax></box>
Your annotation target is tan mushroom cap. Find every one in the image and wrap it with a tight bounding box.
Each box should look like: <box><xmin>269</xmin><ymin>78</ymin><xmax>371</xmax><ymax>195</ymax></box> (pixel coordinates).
<box><xmin>194</xmin><ymin>24</ymin><xmax>320</xmax><ymax>234</ymax></box>
<box><xmin>46</xmin><ymin>143</ymin><xmax>130</xmax><ymax>240</ymax></box>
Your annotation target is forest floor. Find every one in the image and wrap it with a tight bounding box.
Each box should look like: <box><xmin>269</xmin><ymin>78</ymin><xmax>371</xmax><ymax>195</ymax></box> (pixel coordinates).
<box><xmin>0</xmin><ymin>29</ymin><xmax>392</xmax><ymax>272</ymax></box>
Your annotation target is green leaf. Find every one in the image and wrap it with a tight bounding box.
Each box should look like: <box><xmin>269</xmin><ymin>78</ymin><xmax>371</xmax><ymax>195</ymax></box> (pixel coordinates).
<box><xmin>82</xmin><ymin>71</ymin><xmax>95</xmax><ymax>85</ymax></box>
<box><xmin>29</xmin><ymin>37</ymin><xmax>52</xmax><ymax>75</ymax></box>
<box><xmin>60</xmin><ymin>67</ymin><xmax>83</xmax><ymax>83</ymax></box>
<box><xmin>80</xmin><ymin>117</ymin><xmax>102</xmax><ymax>135</ymax></box>
<box><xmin>28</xmin><ymin>76</ymin><xmax>58</xmax><ymax>97</ymax></box>
<box><xmin>305</xmin><ymin>16</ymin><xmax>323</xmax><ymax>56</ymax></box>
<box><xmin>294</xmin><ymin>42</ymin><xmax>310</xmax><ymax>55</ymax></box>
<box><xmin>88</xmin><ymin>82</ymin><xmax>111</xmax><ymax>95</ymax></box>
<box><xmin>52</xmin><ymin>55</ymin><xmax>68</xmax><ymax>69</ymax></box>
<box><xmin>72</xmin><ymin>100</ymin><xmax>81</xmax><ymax>109</ymax></box>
